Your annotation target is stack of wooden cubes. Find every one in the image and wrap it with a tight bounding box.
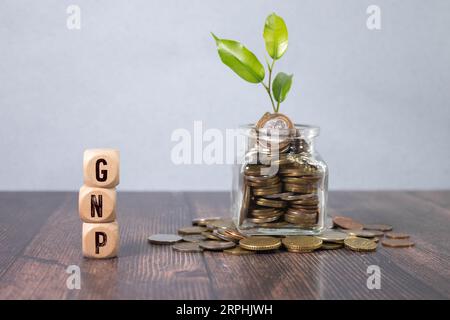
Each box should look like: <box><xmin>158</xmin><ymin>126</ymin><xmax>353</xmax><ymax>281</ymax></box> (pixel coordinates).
<box><xmin>79</xmin><ymin>149</ymin><xmax>120</xmax><ymax>259</ymax></box>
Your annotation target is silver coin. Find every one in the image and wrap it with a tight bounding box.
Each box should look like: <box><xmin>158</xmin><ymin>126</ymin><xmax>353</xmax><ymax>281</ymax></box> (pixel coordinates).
<box><xmin>172</xmin><ymin>242</ymin><xmax>204</xmax><ymax>252</ymax></box>
<box><xmin>148</xmin><ymin>234</ymin><xmax>183</xmax><ymax>245</ymax></box>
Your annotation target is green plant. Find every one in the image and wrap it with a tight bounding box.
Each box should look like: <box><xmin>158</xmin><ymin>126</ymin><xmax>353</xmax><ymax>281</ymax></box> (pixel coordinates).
<box><xmin>212</xmin><ymin>13</ymin><xmax>293</xmax><ymax>113</ymax></box>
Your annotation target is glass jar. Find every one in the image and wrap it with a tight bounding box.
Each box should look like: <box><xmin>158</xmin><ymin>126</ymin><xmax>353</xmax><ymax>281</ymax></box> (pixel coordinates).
<box><xmin>231</xmin><ymin>124</ymin><xmax>328</xmax><ymax>236</ymax></box>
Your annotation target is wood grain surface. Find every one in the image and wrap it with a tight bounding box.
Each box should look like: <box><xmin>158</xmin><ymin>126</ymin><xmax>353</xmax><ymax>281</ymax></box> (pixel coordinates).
<box><xmin>0</xmin><ymin>191</ymin><xmax>449</xmax><ymax>299</ymax></box>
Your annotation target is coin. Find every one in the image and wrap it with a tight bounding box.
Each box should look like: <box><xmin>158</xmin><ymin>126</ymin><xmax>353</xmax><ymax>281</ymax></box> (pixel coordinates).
<box><xmin>381</xmin><ymin>239</ymin><xmax>415</xmax><ymax>248</ymax></box>
<box><xmin>332</xmin><ymin>216</ymin><xmax>364</xmax><ymax>230</ymax></box>
<box><xmin>182</xmin><ymin>234</ymin><xmax>208</xmax><ymax>243</ymax></box>
<box><xmin>199</xmin><ymin>240</ymin><xmax>236</xmax><ymax>251</ymax></box>
<box><xmin>343</xmin><ymin>229</ymin><xmax>377</xmax><ymax>238</ymax></box>
<box><xmin>255</xmin><ymin>198</ymin><xmax>287</xmax><ymax>208</ymax></box>
<box><xmin>247</xmin><ymin>215</ymin><xmax>281</xmax><ymax>224</ymax></box>
<box><xmin>282</xmin><ymin>236</ymin><xmax>322</xmax><ymax>252</ymax></box>
<box><xmin>239</xmin><ymin>236</ymin><xmax>282</xmax><ymax>251</ymax></box>
<box><xmin>240</xmin><ymin>184</ymin><xmax>251</xmax><ymax>225</ymax></box>
<box><xmin>201</xmin><ymin>231</ymin><xmax>221</xmax><ymax>240</ymax></box>
<box><xmin>385</xmin><ymin>232</ymin><xmax>409</xmax><ymax>239</ymax></box>
<box><xmin>344</xmin><ymin>237</ymin><xmax>377</xmax><ymax>252</ymax></box>
<box><xmin>263</xmin><ymin>192</ymin><xmax>294</xmax><ymax>199</ymax></box>
<box><xmin>212</xmin><ymin>229</ymin><xmax>239</xmax><ymax>243</ymax></box>
<box><xmin>316</xmin><ymin>230</ymin><xmax>347</xmax><ymax>243</ymax></box>
<box><xmin>363</xmin><ymin>224</ymin><xmax>393</xmax><ymax>232</ymax></box>
<box><xmin>256</xmin><ymin>112</ymin><xmax>294</xmax><ymax>130</ymax></box>
<box><xmin>192</xmin><ymin>217</ymin><xmax>222</xmax><ymax>226</ymax></box>
<box><xmin>178</xmin><ymin>226</ymin><xmax>207</xmax><ymax>235</ymax></box>
<box><xmin>253</xmin><ymin>184</ymin><xmax>283</xmax><ymax>196</ymax></box>
<box><xmin>321</xmin><ymin>243</ymin><xmax>344</xmax><ymax>250</ymax></box>
<box><xmin>148</xmin><ymin>234</ymin><xmax>183</xmax><ymax>245</ymax></box>
<box><xmin>206</xmin><ymin>219</ymin><xmax>235</xmax><ymax>230</ymax></box>
<box><xmin>172</xmin><ymin>242</ymin><xmax>204</xmax><ymax>252</ymax></box>
<box><xmin>224</xmin><ymin>247</ymin><xmax>255</xmax><ymax>255</ymax></box>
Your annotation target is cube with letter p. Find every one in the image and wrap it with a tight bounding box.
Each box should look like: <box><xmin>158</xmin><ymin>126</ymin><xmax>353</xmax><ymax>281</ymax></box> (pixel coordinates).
<box><xmin>82</xmin><ymin>221</ymin><xmax>119</xmax><ymax>258</ymax></box>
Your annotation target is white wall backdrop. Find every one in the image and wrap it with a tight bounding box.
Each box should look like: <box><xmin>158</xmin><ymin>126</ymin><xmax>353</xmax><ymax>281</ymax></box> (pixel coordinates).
<box><xmin>1</xmin><ymin>0</ymin><xmax>449</xmax><ymax>191</ymax></box>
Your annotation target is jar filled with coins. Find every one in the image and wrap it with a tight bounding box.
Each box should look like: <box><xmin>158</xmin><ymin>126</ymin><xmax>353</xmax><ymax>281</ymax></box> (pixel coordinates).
<box><xmin>232</xmin><ymin>113</ymin><xmax>328</xmax><ymax>236</ymax></box>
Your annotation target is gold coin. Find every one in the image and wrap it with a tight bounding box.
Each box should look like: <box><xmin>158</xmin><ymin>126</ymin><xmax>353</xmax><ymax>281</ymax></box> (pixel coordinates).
<box><xmin>148</xmin><ymin>234</ymin><xmax>183</xmax><ymax>245</ymax></box>
<box><xmin>223</xmin><ymin>247</ymin><xmax>255</xmax><ymax>255</ymax></box>
<box><xmin>178</xmin><ymin>226</ymin><xmax>207</xmax><ymax>235</ymax></box>
<box><xmin>316</xmin><ymin>230</ymin><xmax>347</xmax><ymax>243</ymax></box>
<box><xmin>385</xmin><ymin>232</ymin><xmax>409</xmax><ymax>239</ymax></box>
<box><xmin>282</xmin><ymin>236</ymin><xmax>322</xmax><ymax>252</ymax></box>
<box><xmin>363</xmin><ymin>224</ymin><xmax>393</xmax><ymax>232</ymax></box>
<box><xmin>255</xmin><ymin>198</ymin><xmax>287</xmax><ymax>208</ymax></box>
<box><xmin>239</xmin><ymin>236</ymin><xmax>282</xmax><ymax>251</ymax></box>
<box><xmin>172</xmin><ymin>242</ymin><xmax>204</xmax><ymax>253</ymax></box>
<box><xmin>263</xmin><ymin>192</ymin><xmax>294</xmax><ymax>199</ymax></box>
<box><xmin>381</xmin><ymin>239</ymin><xmax>415</xmax><ymax>248</ymax></box>
<box><xmin>192</xmin><ymin>217</ymin><xmax>222</xmax><ymax>226</ymax></box>
<box><xmin>253</xmin><ymin>184</ymin><xmax>283</xmax><ymax>196</ymax></box>
<box><xmin>199</xmin><ymin>240</ymin><xmax>236</xmax><ymax>251</ymax></box>
<box><xmin>247</xmin><ymin>215</ymin><xmax>281</xmax><ymax>224</ymax></box>
<box><xmin>321</xmin><ymin>243</ymin><xmax>344</xmax><ymax>250</ymax></box>
<box><xmin>344</xmin><ymin>237</ymin><xmax>377</xmax><ymax>252</ymax></box>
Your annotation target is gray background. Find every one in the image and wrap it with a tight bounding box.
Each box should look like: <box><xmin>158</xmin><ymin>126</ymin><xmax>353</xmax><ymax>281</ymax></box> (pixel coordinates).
<box><xmin>1</xmin><ymin>0</ymin><xmax>449</xmax><ymax>191</ymax></box>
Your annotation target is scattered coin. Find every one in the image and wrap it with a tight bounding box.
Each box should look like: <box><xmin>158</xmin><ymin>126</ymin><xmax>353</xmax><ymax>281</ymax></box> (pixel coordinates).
<box><xmin>321</xmin><ymin>243</ymin><xmax>344</xmax><ymax>250</ymax></box>
<box><xmin>213</xmin><ymin>229</ymin><xmax>239</xmax><ymax>243</ymax></box>
<box><xmin>316</xmin><ymin>230</ymin><xmax>347</xmax><ymax>243</ymax></box>
<box><xmin>343</xmin><ymin>229</ymin><xmax>377</xmax><ymax>238</ymax></box>
<box><xmin>199</xmin><ymin>241</ymin><xmax>236</xmax><ymax>251</ymax></box>
<box><xmin>173</xmin><ymin>242</ymin><xmax>204</xmax><ymax>252</ymax></box>
<box><xmin>192</xmin><ymin>217</ymin><xmax>222</xmax><ymax>226</ymax></box>
<box><xmin>381</xmin><ymin>239</ymin><xmax>415</xmax><ymax>248</ymax></box>
<box><xmin>333</xmin><ymin>216</ymin><xmax>364</xmax><ymax>230</ymax></box>
<box><xmin>148</xmin><ymin>234</ymin><xmax>183</xmax><ymax>245</ymax></box>
<box><xmin>201</xmin><ymin>231</ymin><xmax>221</xmax><ymax>240</ymax></box>
<box><xmin>182</xmin><ymin>234</ymin><xmax>207</xmax><ymax>243</ymax></box>
<box><xmin>344</xmin><ymin>237</ymin><xmax>377</xmax><ymax>252</ymax></box>
<box><xmin>224</xmin><ymin>247</ymin><xmax>255</xmax><ymax>255</ymax></box>
<box><xmin>363</xmin><ymin>224</ymin><xmax>393</xmax><ymax>232</ymax></box>
<box><xmin>385</xmin><ymin>232</ymin><xmax>410</xmax><ymax>239</ymax></box>
<box><xmin>206</xmin><ymin>219</ymin><xmax>235</xmax><ymax>230</ymax></box>
<box><xmin>282</xmin><ymin>236</ymin><xmax>322</xmax><ymax>252</ymax></box>
<box><xmin>239</xmin><ymin>236</ymin><xmax>282</xmax><ymax>251</ymax></box>
<box><xmin>178</xmin><ymin>226</ymin><xmax>207</xmax><ymax>235</ymax></box>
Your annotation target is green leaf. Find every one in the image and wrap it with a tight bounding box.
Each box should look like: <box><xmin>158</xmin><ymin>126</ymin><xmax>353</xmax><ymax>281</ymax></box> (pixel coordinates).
<box><xmin>211</xmin><ymin>33</ymin><xmax>265</xmax><ymax>83</ymax></box>
<box><xmin>272</xmin><ymin>72</ymin><xmax>293</xmax><ymax>103</ymax></box>
<box><xmin>263</xmin><ymin>13</ymin><xmax>288</xmax><ymax>60</ymax></box>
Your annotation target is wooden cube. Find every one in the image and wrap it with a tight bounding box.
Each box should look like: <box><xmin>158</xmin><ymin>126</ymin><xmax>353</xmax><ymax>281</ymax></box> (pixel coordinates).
<box><xmin>82</xmin><ymin>221</ymin><xmax>119</xmax><ymax>259</ymax></box>
<box><xmin>83</xmin><ymin>149</ymin><xmax>120</xmax><ymax>188</ymax></box>
<box><xmin>78</xmin><ymin>185</ymin><xmax>116</xmax><ymax>223</ymax></box>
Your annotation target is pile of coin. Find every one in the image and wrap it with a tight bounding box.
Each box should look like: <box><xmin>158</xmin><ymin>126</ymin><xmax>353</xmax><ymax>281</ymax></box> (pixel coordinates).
<box><xmin>240</xmin><ymin>113</ymin><xmax>324</xmax><ymax>230</ymax></box>
<box><xmin>147</xmin><ymin>215</ymin><xmax>415</xmax><ymax>255</ymax></box>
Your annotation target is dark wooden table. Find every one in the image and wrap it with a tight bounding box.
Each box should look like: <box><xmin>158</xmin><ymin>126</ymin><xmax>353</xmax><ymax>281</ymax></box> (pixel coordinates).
<box><xmin>0</xmin><ymin>191</ymin><xmax>449</xmax><ymax>299</ymax></box>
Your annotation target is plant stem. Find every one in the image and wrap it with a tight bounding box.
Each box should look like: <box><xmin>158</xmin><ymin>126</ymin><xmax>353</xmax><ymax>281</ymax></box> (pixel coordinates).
<box><xmin>262</xmin><ymin>83</ymin><xmax>276</xmax><ymax>113</ymax></box>
<box><xmin>262</xmin><ymin>59</ymin><xmax>277</xmax><ymax>113</ymax></box>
